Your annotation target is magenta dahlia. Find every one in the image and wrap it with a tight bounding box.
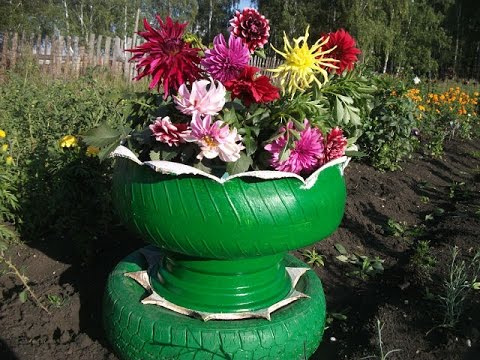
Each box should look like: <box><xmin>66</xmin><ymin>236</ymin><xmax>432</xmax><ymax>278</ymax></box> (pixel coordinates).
<box><xmin>201</xmin><ymin>34</ymin><xmax>250</xmax><ymax>83</ymax></box>
<box><xmin>320</xmin><ymin>29</ymin><xmax>361</xmax><ymax>74</ymax></box>
<box><xmin>265</xmin><ymin>120</ymin><xmax>325</xmax><ymax>174</ymax></box>
<box><xmin>127</xmin><ymin>16</ymin><xmax>201</xmax><ymax>98</ymax></box>
<box><xmin>324</xmin><ymin>127</ymin><xmax>348</xmax><ymax>161</ymax></box>
<box><xmin>229</xmin><ymin>8</ymin><xmax>270</xmax><ymax>53</ymax></box>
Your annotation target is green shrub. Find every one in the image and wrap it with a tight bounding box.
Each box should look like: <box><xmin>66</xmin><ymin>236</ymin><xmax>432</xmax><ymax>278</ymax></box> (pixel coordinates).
<box><xmin>0</xmin><ymin>69</ymin><xmax>131</xmax><ymax>259</ymax></box>
<box><xmin>359</xmin><ymin>76</ymin><xmax>419</xmax><ymax>171</ymax></box>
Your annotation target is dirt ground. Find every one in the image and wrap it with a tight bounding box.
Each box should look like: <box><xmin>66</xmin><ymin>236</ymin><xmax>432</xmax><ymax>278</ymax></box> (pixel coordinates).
<box><xmin>1</xmin><ymin>139</ymin><xmax>479</xmax><ymax>360</ymax></box>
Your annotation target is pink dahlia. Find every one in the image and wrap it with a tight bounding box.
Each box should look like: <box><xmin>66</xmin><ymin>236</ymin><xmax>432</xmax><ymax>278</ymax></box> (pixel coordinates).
<box><xmin>229</xmin><ymin>8</ymin><xmax>270</xmax><ymax>53</ymax></box>
<box><xmin>201</xmin><ymin>34</ymin><xmax>250</xmax><ymax>83</ymax></box>
<box><xmin>324</xmin><ymin>127</ymin><xmax>348</xmax><ymax>162</ymax></box>
<box><xmin>183</xmin><ymin>113</ymin><xmax>244</xmax><ymax>162</ymax></box>
<box><xmin>149</xmin><ymin>117</ymin><xmax>189</xmax><ymax>147</ymax></box>
<box><xmin>224</xmin><ymin>66</ymin><xmax>280</xmax><ymax>107</ymax></box>
<box><xmin>127</xmin><ymin>16</ymin><xmax>201</xmax><ymax>98</ymax></box>
<box><xmin>320</xmin><ymin>29</ymin><xmax>361</xmax><ymax>74</ymax></box>
<box><xmin>174</xmin><ymin>78</ymin><xmax>226</xmax><ymax>116</ymax></box>
<box><xmin>264</xmin><ymin>120</ymin><xmax>325</xmax><ymax>174</ymax></box>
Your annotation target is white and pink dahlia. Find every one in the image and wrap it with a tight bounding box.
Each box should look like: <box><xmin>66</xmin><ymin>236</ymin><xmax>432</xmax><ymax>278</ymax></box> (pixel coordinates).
<box><xmin>149</xmin><ymin>116</ymin><xmax>189</xmax><ymax>147</ymax></box>
<box><xmin>174</xmin><ymin>78</ymin><xmax>226</xmax><ymax>116</ymax></box>
<box><xmin>184</xmin><ymin>114</ymin><xmax>244</xmax><ymax>162</ymax></box>
<box><xmin>229</xmin><ymin>8</ymin><xmax>270</xmax><ymax>53</ymax></box>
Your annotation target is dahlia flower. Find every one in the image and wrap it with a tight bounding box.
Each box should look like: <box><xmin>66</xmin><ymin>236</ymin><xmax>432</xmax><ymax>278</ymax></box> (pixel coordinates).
<box><xmin>184</xmin><ymin>114</ymin><xmax>244</xmax><ymax>162</ymax></box>
<box><xmin>265</xmin><ymin>120</ymin><xmax>325</xmax><ymax>174</ymax></box>
<box><xmin>320</xmin><ymin>29</ymin><xmax>360</xmax><ymax>74</ymax></box>
<box><xmin>86</xmin><ymin>146</ymin><xmax>100</xmax><ymax>157</ymax></box>
<box><xmin>224</xmin><ymin>66</ymin><xmax>280</xmax><ymax>106</ymax></box>
<box><xmin>229</xmin><ymin>8</ymin><xmax>270</xmax><ymax>53</ymax></box>
<box><xmin>128</xmin><ymin>16</ymin><xmax>201</xmax><ymax>98</ymax></box>
<box><xmin>149</xmin><ymin>117</ymin><xmax>189</xmax><ymax>147</ymax></box>
<box><xmin>324</xmin><ymin>127</ymin><xmax>348</xmax><ymax>162</ymax></box>
<box><xmin>201</xmin><ymin>34</ymin><xmax>250</xmax><ymax>83</ymax></box>
<box><xmin>269</xmin><ymin>27</ymin><xmax>338</xmax><ymax>95</ymax></box>
<box><xmin>59</xmin><ymin>135</ymin><xmax>78</xmax><ymax>148</ymax></box>
<box><xmin>174</xmin><ymin>78</ymin><xmax>226</xmax><ymax>116</ymax></box>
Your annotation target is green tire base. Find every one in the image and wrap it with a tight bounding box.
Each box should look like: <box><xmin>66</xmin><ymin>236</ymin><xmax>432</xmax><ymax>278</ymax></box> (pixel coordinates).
<box><xmin>103</xmin><ymin>248</ymin><xmax>326</xmax><ymax>360</ymax></box>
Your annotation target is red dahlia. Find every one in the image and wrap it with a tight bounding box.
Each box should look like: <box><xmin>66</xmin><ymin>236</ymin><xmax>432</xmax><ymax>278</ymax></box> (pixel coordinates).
<box><xmin>127</xmin><ymin>16</ymin><xmax>201</xmax><ymax>98</ymax></box>
<box><xmin>320</xmin><ymin>29</ymin><xmax>361</xmax><ymax>74</ymax></box>
<box><xmin>229</xmin><ymin>8</ymin><xmax>270</xmax><ymax>53</ymax></box>
<box><xmin>224</xmin><ymin>66</ymin><xmax>280</xmax><ymax>107</ymax></box>
<box><xmin>325</xmin><ymin>127</ymin><xmax>348</xmax><ymax>162</ymax></box>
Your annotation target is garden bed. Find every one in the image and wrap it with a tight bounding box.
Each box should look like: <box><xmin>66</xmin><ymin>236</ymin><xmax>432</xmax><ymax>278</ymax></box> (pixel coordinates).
<box><xmin>1</xmin><ymin>138</ymin><xmax>479</xmax><ymax>360</ymax></box>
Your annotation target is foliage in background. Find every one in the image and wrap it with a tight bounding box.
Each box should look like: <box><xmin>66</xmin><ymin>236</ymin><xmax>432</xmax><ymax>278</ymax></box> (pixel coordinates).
<box><xmin>358</xmin><ymin>76</ymin><xmax>420</xmax><ymax>171</ymax></box>
<box><xmin>405</xmin><ymin>86</ymin><xmax>479</xmax><ymax>155</ymax></box>
<box><xmin>0</xmin><ymin>129</ymin><xmax>19</xmax><ymax>244</ymax></box>
<box><xmin>0</xmin><ymin>66</ymin><xmax>131</xmax><ymax>259</ymax></box>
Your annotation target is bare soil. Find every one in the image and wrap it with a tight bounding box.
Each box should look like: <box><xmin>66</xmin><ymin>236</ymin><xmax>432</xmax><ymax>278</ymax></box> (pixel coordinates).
<box><xmin>1</xmin><ymin>139</ymin><xmax>479</xmax><ymax>360</ymax></box>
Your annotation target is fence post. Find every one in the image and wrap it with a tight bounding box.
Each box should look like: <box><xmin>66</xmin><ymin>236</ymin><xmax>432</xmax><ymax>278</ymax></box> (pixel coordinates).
<box><xmin>55</xmin><ymin>36</ymin><xmax>64</xmax><ymax>77</ymax></box>
<box><xmin>123</xmin><ymin>37</ymin><xmax>131</xmax><ymax>80</ymax></box>
<box><xmin>65</xmin><ymin>36</ymin><xmax>72</xmax><ymax>77</ymax></box>
<box><xmin>1</xmin><ymin>32</ymin><xmax>9</xmax><ymax>69</ymax></box>
<box><xmin>78</xmin><ymin>46</ymin><xmax>85</xmax><ymax>76</ymax></box>
<box><xmin>87</xmin><ymin>33</ymin><xmax>95</xmax><ymax>67</ymax></box>
<box><xmin>112</xmin><ymin>37</ymin><xmax>121</xmax><ymax>74</ymax></box>
<box><xmin>96</xmin><ymin>35</ymin><xmax>103</xmax><ymax>66</ymax></box>
<box><xmin>10</xmin><ymin>32</ymin><xmax>18</xmax><ymax>68</ymax></box>
<box><xmin>73</xmin><ymin>36</ymin><xmax>80</xmax><ymax>77</ymax></box>
<box><xmin>104</xmin><ymin>37</ymin><xmax>112</xmax><ymax>69</ymax></box>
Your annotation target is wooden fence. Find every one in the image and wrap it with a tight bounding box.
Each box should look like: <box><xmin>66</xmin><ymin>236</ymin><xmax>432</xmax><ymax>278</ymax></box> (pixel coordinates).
<box><xmin>0</xmin><ymin>31</ymin><xmax>282</xmax><ymax>80</ymax></box>
<box><xmin>0</xmin><ymin>32</ymin><xmax>140</xmax><ymax>79</ymax></box>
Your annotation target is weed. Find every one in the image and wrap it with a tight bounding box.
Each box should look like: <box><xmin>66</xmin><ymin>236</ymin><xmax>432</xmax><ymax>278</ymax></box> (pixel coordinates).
<box><xmin>46</xmin><ymin>294</ymin><xmax>66</xmax><ymax>308</ymax></box>
<box><xmin>386</xmin><ymin>219</ymin><xmax>425</xmax><ymax>238</ymax></box>
<box><xmin>469</xmin><ymin>150</ymin><xmax>480</xmax><ymax>159</ymax></box>
<box><xmin>448</xmin><ymin>181</ymin><xmax>467</xmax><ymax>200</ymax></box>
<box><xmin>425</xmin><ymin>207</ymin><xmax>445</xmax><ymax>221</ymax></box>
<box><xmin>325</xmin><ymin>307</ymin><xmax>350</xmax><ymax>329</ymax></box>
<box><xmin>301</xmin><ymin>248</ymin><xmax>326</xmax><ymax>267</ymax></box>
<box><xmin>437</xmin><ymin>246</ymin><xmax>480</xmax><ymax>328</ymax></box>
<box><xmin>0</xmin><ymin>244</ymin><xmax>50</xmax><ymax>314</ymax></box>
<box><xmin>335</xmin><ymin>243</ymin><xmax>385</xmax><ymax>280</ymax></box>
<box><xmin>360</xmin><ymin>318</ymin><xmax>401</xmax><ymax>359</ymax></box>
<box><xmin>411</xmin><ymin>240</ymin><xmax>437</xmax><ymax>269</ymax></box>
<box><xmin>386</xmin><ymin>219</ymin><xmax>408</xmax><ymax>237</ymax></box>
<box><xmin>420</xmin><ymin>196</ymin><xmax>430</xmax><ymax>204</ymax></box>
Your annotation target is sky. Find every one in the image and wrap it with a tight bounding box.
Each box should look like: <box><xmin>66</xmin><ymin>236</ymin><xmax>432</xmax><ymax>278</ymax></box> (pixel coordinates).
<box><xmin>238</xmin><ymin>0</ymin><xmax>256</xmax><ymax>10</ymax></box>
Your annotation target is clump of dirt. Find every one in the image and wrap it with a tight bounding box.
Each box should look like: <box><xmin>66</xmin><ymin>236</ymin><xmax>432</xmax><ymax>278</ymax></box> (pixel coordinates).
<box><xmin>1</xmin><ymin>139</ymin><xmax>479</xmax><ymax>360</ymax></box>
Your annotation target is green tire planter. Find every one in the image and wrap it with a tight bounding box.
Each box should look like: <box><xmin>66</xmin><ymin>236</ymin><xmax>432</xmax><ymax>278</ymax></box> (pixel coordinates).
<box><xmin>103</xmin><ymin>248</ymin><xmax>326</xmax><ymax>360</ymax></box>
<box><xmin>105</xmin><ymin>146</ymin><xmax>348</xmax><ymax>359</ymax></box>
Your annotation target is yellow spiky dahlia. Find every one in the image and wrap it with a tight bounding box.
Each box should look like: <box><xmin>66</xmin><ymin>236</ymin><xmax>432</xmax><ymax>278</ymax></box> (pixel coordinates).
<box><xmin>269</xmin><ymin>27</ymin><xmax>338</xmax><ymax>95</ymax></box>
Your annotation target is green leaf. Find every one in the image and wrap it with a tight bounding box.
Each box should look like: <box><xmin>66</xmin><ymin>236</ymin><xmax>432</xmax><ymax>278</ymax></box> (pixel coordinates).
<box><xmin>0</xmin><ymin>239</ymin><xmax>8</xmax><ymax>253</ymax></box>
<box><xmin>254</xmin><ymin>48</ymin><xmax>266</xmax><ymax>59</ymax></box>
<box><xmin>226</xmin><ymin>152</ymin><xmax>253</xmax><ymax>175</ymax></box>
<box><xmin>335</xmin><ymin>97</ymin><xmax>344</xmax><ymax>122</ymax></box>
<box><xmin>335</xmin><ymin>243</ymin><xmax>348</xmax><ymax>255</ymax></box>
<box><xmin>345</xmin><ymin>150</ymin><xmax>366</xmax><ymax>158</ymax></box>
<box><xmin>19</xmin><ymin>290</ymin><xmax>28</xmax><ymax>303</ymax></box>
<box><xmin>222</xmin><ymin>107</ymin><xmax>238</xmax><ymax>125</ymax></box>
<box><xmin>97</xmin><ymin>141</ymin><xmax>120</xmax><ymax>162</ymax></box>
<box><xmin>336</xmin><ymin>255</ymin><xmax>349</xmax><ymax>263</ymax></box>
<box><xmin>82</xmin><ymin>123</ymin><xmax>123</xmax><ymax>148</ymax></box>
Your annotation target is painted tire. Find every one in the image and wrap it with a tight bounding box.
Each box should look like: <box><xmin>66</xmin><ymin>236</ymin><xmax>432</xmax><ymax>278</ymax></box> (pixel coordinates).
<box><xmin>103</xmin><ymin>248</ymin><xmax>326</xmax><ymax>360</ymax></box>
<box><xmin>112</xmin><ymin>156</ymin><xmax>347</xmax><ymax>259</ymax></box>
